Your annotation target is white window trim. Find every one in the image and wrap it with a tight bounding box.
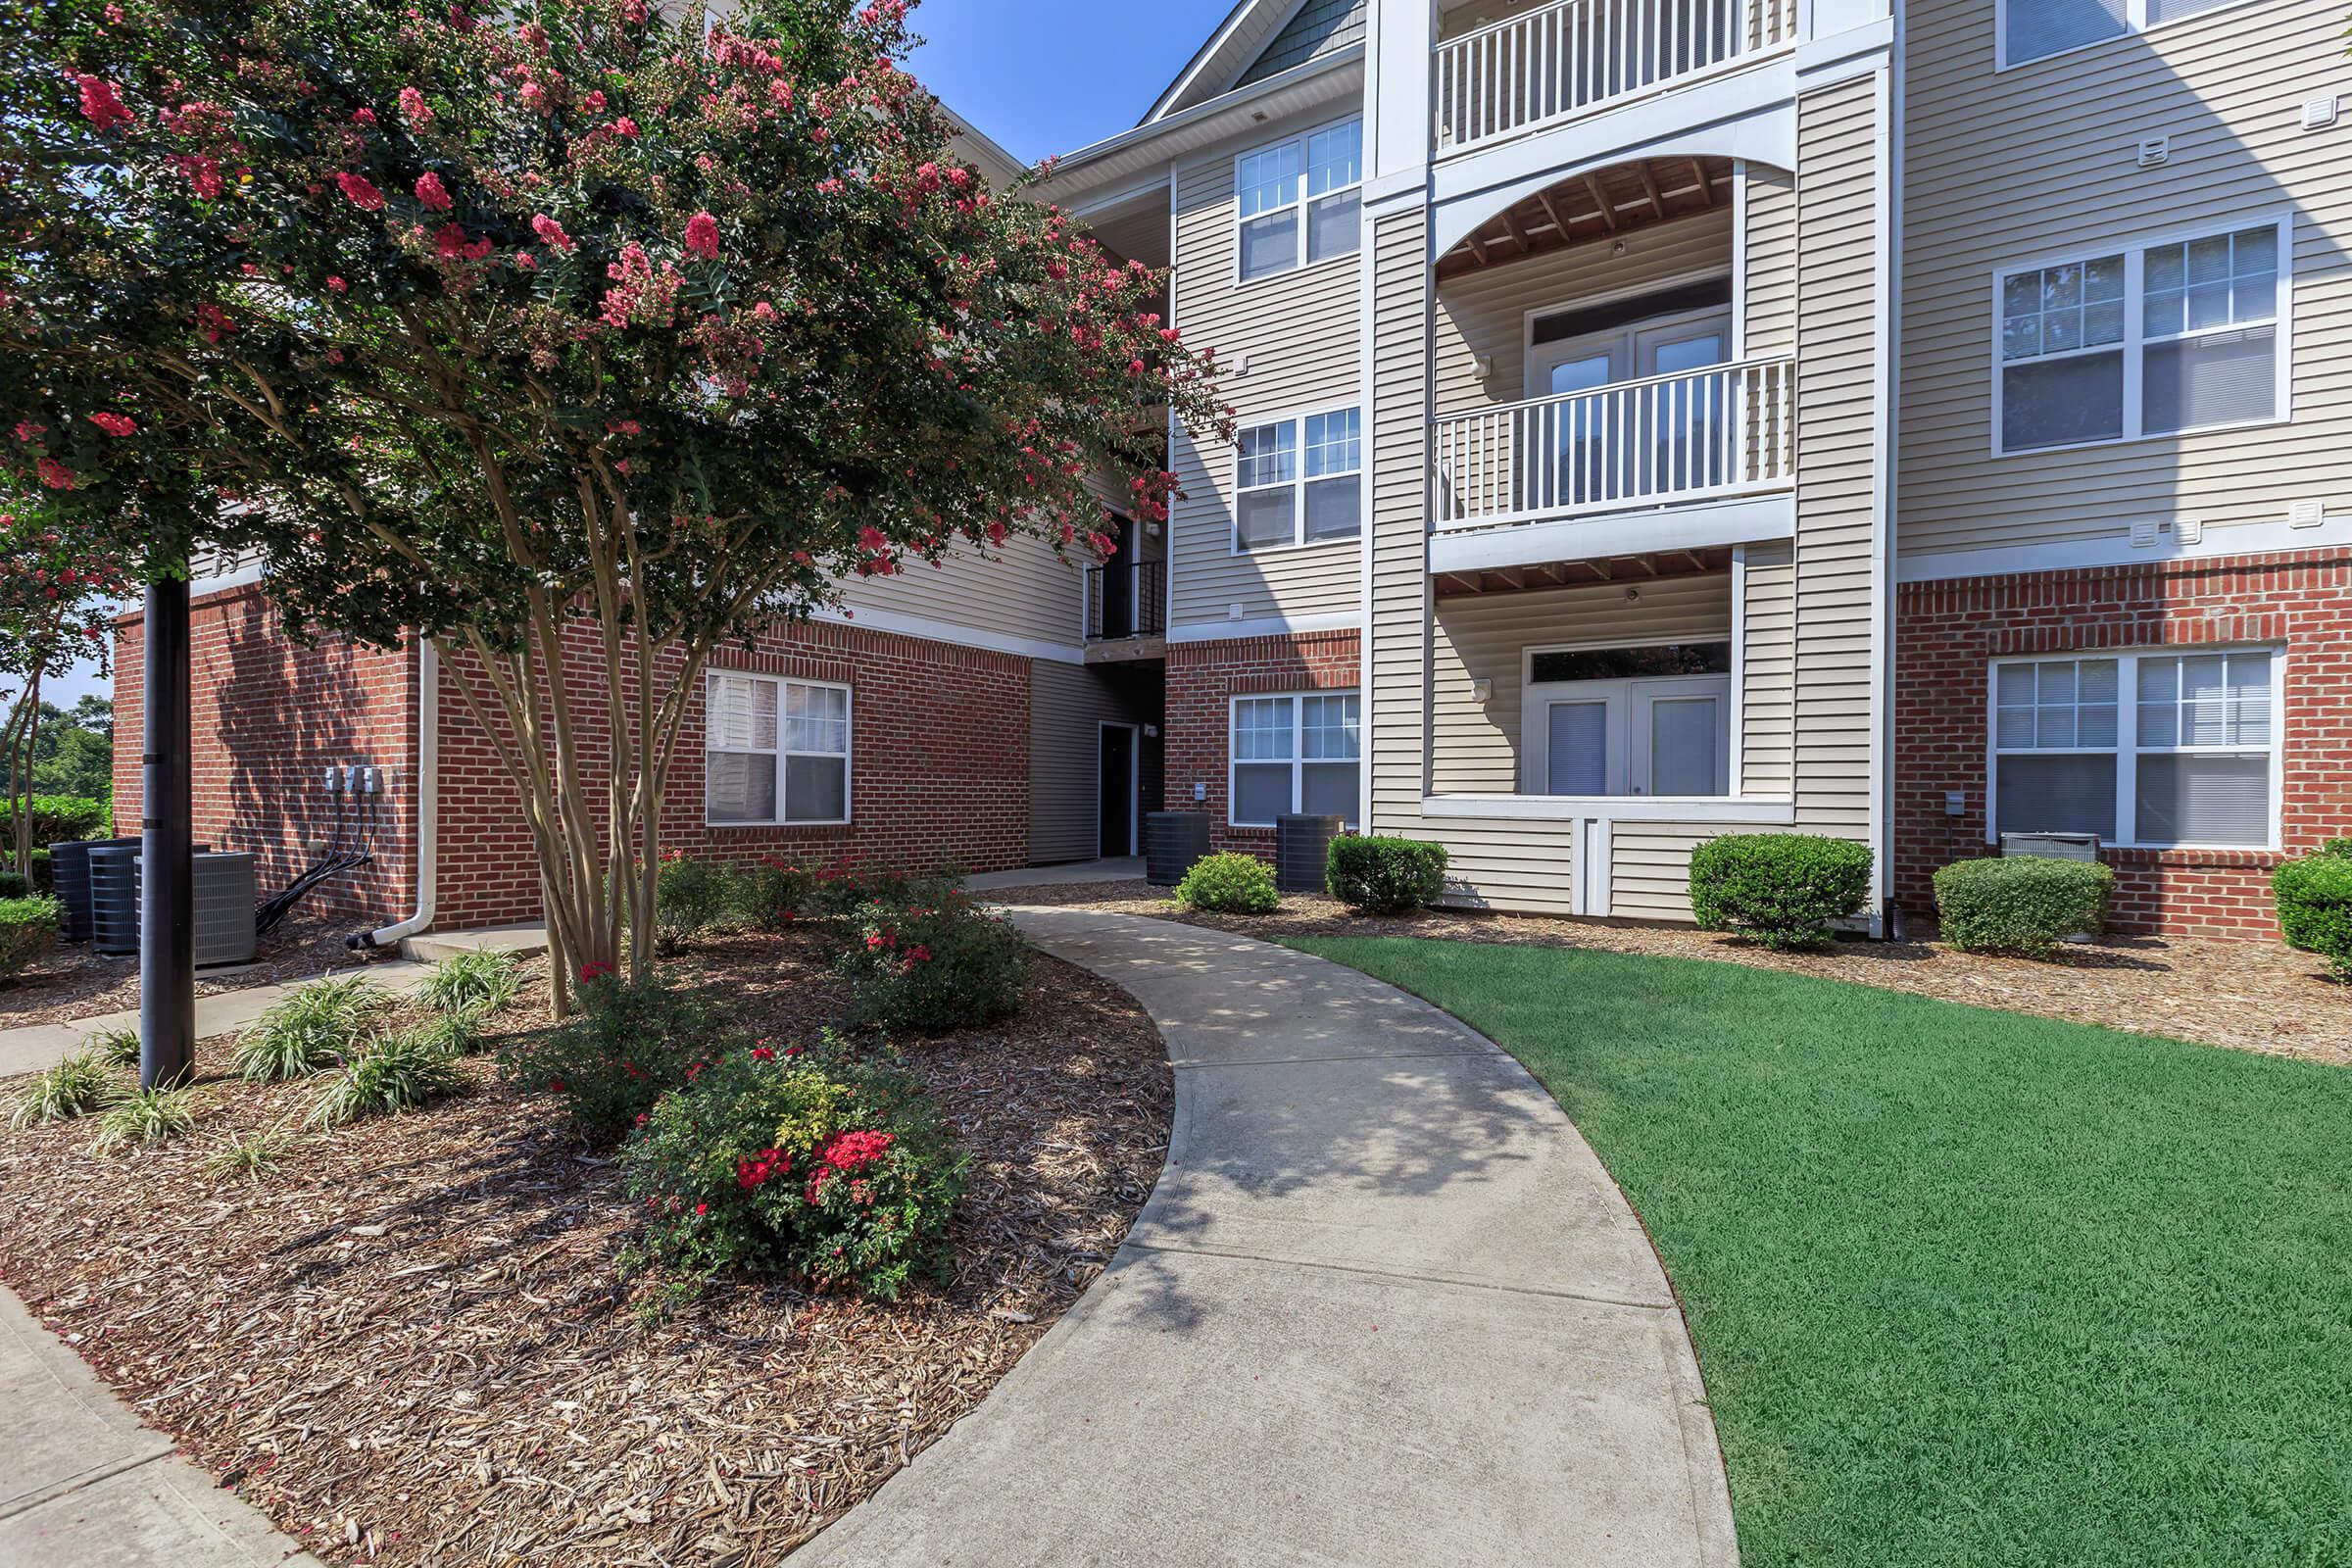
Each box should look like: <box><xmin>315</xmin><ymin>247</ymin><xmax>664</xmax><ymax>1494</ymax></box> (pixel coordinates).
<box><xmin>1988</xmin><ymin>211</ymin><xmax>2293</xmax><ymax>458</ymax></box>
<box><xmin>1232</xmin><ymin>116</ymin><xmax>1363</xmax><ymax>289</ymax></box>
<box><xmin>1231</xmin><ymin>402</ymin><xmax>1363</xmax><ymax>556</ymax></box>
<box><xmin>1984</xmin><ymin>646</ymin><xmax>2283</xmax><ymax>853</ymax></box>
<box><xmin>1227</xmin><ymin>690</ymin><xmax>1362</xmax><ymax>829</ymax></box>
<box><xmin>1995</xmin><ymin>0</ymin><xmax>2273</xmax><ymax>72</ymax></box>
<box><xmin>703</xmin><ymin>670</ymin><xmax>855</xmax><ymax>828</ymax></box>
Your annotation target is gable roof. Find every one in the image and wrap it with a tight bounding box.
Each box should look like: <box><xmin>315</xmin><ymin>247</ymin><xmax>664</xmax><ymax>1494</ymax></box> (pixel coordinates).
<box><xmin>1144</xmin><ymin>0</ymin><xmax>1362</xmax><ymax>124</ymax></box>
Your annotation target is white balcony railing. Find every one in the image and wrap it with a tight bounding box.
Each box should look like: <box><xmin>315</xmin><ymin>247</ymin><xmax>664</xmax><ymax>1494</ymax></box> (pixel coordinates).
<box><xmin>1434</xmin><ymin>0</ymin><xmax>1797</xmax><ymax>154</ymax></box>
<box><xmin>1433</xmin><ymin>357</ymin><xmax>1795</xmax><ymax>531</ymax></box>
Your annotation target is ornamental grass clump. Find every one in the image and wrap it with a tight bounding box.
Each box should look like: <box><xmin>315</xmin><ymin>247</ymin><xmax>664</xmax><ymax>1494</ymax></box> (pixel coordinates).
<box><xmin>499</xmin><ymin>969</ymin><xmax>740</xmax><ymax>1146</ymax></box>
<box><xmin>1934</xmin><ymin>855</ymin><xmax>2116</xmax><ymax>958</ymax></box>
<box><xmin>835</xmin><ymin>891</ymin><xmax>1027</xmax><ymax>1036</ymax></box>
<box><xmin>1173</xmin><ymin>852</ymin><xmax>1280</xmax><ymax>915</ymax></box>
<box><xmin>1690</xmin><ymin>834</ymin><xmax>1874</xmax><ymax>951</ymax></box>
<box><xmin>92</xmin><ymin>1087</ymin><xmax>198</xmax><ymax>1153</ymax></box>
<box><xmin>91</xmin><ymin>1025</ymin><xmax>141</xmax><ymax>1067</ymax></box>
<box><xmin>620</xmin><ymin>1036</ymin><xmax>967</xmax><ymax>1302</ymax></box>
<box><xmin>203</xmin><ymin>1119</ymin><xmax>301</xmax><ymax>1186</ymax></box>
<box><xmin>312</xmin><ymin>1024</ymin><xmax>468</xmax><ymax>1127</ymax></box>
<box><xmin>234</xmin><ymin>975</ymin><xmax>386</xmax><ymax>1082</ymax></box>
<box><xmin>416</xmin><ymin>950</ymin><xmax>523</xmax><ymax>1016</ymax></box>
<box><xmin>9</xmin><ymin>1051</ymin><xmax>118</xmax><ymax>1129</ymax></box>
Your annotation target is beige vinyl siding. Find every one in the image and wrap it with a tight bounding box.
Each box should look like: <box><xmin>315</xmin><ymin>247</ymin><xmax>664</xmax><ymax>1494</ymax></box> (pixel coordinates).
<box><xmin>1899</xmin><ymin>0</ymin><xmax>2352</xmax><ymax>562</ymax></box>
<box><xmin>1430</xmin><ymin>574</ymin><xmax>1734</xmax><ymax>794</ymax></box>
<box><xmin>1741</xmin><ymin>164</ymin><xmax>1797</xmax><ymax>359</ymax></box>
<box><xmin>1610</xmin><ymin>825</ymin><xmax>1723</xmax><ymax>920</ymax></box>
<box><xmin>832</xmin><ymin>531</ymin><xmax>1085</xmax><ymax>651</ymax></box>
<box><xmin>1368</xmin><ymin>207</ymin><xmax>1584</xmax><ymax>913</ymax></box>
<box><xmin>1790</xmin><ymin>74</ymin><xmax>1883</xmax><ymax>843</ymax></box>
<box><xmin>1168</xmin><ymin>103</ymin><xmax>1365</xmax><ymax>629</ymax></box>
<box><xmin>1432</xmin><ymin>207</ymin><xmax>1735</xmax><ymax>417</ymax></box>
<box><xmin>1739</xmin><ymin>543</ymin><xmax>1794</xmax><ymax>795</ymax></box>
<box><xmin>1028</xmin><ymin>662</ymin><xmax>1152</xmax><ymax>863</ymax></box>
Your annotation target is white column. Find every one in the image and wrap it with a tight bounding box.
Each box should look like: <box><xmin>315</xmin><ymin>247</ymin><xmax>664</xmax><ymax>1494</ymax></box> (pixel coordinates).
<box><xmin>1367</xmin><ymin>0</ymin><xmax>1436</xmax><ymax>192</ymax></box>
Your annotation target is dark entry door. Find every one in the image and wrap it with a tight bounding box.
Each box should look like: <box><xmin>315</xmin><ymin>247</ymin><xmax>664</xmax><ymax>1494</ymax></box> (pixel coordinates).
<box><xmin>1099</xmin><ymin>725</ymin><xmax>1136</xmax><ymax>858</ymax></box>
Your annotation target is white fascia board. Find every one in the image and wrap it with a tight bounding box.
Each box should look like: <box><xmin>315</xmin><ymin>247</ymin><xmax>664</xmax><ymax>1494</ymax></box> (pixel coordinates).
<box><xmin>1045</xmin><ymin>52</ymin><xmax>1365</xmax><ymax>202</ymax></box>
<box><xmin>1895</xmin><ymin>514</ymin><xmax>2352</xmax><ymax>584</ymax></box>
<box><xmin>1431</xmin><ymin>496</ymin><xmax>1795</xmax><ymax>577</ymax></box>
<box><xmin>809</xmin><ymin>604</ymin><xmax>1084</xmax><ymax>665</ymax></box>
<box><xmin>1168</xmin><ymin>611</ymin><xmax>1365</xmax><ymax>644</ymax></box>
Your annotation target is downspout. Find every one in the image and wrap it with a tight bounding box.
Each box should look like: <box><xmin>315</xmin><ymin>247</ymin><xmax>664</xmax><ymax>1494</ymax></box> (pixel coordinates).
<box><xmin>350</xmin><ymin>637</ymin><xmax>438</xmax><ymax>950</ymax></box>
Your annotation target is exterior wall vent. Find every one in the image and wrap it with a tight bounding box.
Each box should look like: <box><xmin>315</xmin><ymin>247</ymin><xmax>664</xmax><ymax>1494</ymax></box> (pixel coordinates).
<box><xmin>2130</xmin><ymin>518</ymin><xmax>2160</xmax><ymax>548</ymax></box>
<box><xmin>2135</xmin><ymin>134</ymin><xmax>2170</xmax><ymax>168</ymax></box>
<box><xmin>2304</xmin><ymin>94</ymin><xmax>2340</xmax><ymax>130</ymax></box>
<box><xmin>2289</xmin><ymin>499</ymin><xmax>2326</xmax><ymax>528</ymax></box>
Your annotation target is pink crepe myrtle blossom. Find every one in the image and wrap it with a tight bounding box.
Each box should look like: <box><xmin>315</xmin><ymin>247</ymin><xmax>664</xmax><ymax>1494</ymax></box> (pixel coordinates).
<box><xmin>415</xmin><ymin>172</ymin><xmax>454</xmax><ymax>212</ymax></box>
<box><xmin>336</xmin><ymin>172</ymin><xmax>385</xmax><ymax>211</ymax></box>
<box><xmin>529</xmin><ymin>212</ymin><xmax>575</xmax><ymax>252</ymax></box>
<box><xmin>683</xmin><ymin>211</ymin><xmax>720</xmax><ymax>260</ymax></box>
<box><xmin>397</xmin><ymin>85</ymin><xmax>431</xmax><ymax>126</ymax></box>
<box><xmin>88</xmin><ymin>413</ymin><xmax>136</xmax><ymax>436</ymax></box>
<box><xmin>36</xmin><ymin>459</ymin><xmax>77</xmax><ymax>490</ymax></box>
<box><xmin>74</xmin><ymin>75</ymin><xmax>133</xmax><ymax>132</ymax></box>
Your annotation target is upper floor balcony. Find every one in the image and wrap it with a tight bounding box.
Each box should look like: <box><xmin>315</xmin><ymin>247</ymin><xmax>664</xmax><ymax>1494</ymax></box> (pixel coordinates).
<box><xmin>1434</xmin><ymin>0</ymin><xmax>1797</xmax><ymax>157</ymax></box>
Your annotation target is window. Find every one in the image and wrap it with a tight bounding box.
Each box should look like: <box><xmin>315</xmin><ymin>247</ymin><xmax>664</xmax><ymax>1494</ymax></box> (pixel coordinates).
<box><xmin>706</xmin><ymin>671</ymin><xmax>851</xmax><ymax>825</ymax></box>
<box><xmin>1995</xmin><ymin>220</ymin><xmax>2285</xmax><ymax>454</ymax></box>
<box><xmin>1235</xmin><ymin>119</ymin><xmax>1361</xmax><ymax>282</ymax></box>
<box><xmin>1231</xmin><ymin>692</ymin><xmax>1360</xmax><ymax>826</ymax></box>
<box><xmin>2000</xmin><ymin>0</ymin><xmax>2241</xmax><ymax>68</ymax></box>
<box><xmin>1989</xmin><ymin>650</ymin><xmax>2278</xmax><ymax>849</ymax></box>
<box><xmin>1235</xmin><ymin>408</ymin><xmax>1360</xmax><ymax>551</ymax></box>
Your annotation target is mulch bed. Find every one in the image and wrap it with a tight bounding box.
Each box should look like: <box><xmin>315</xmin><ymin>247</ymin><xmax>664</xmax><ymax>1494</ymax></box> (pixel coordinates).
<box><xmin>0</xmin><ymin>932</ymin><xmax>1171</xmax><ymax>1564</ymax></box>
<box><xmin>0</xmin><ymin>912</ymin><xmax>400</xmax><ymax>1029</ymax></box>
<box><xmin>982</xmin><ymin>880</ymin><xmax>2352</xmax><ymax>1068</ymax></box>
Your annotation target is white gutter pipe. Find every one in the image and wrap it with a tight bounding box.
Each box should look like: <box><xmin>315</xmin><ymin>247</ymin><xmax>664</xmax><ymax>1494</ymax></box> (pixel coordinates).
<box><xmin>352</xmin><ymin>637</ymin><xmax>438</xmax><ymax>950</ymax></box>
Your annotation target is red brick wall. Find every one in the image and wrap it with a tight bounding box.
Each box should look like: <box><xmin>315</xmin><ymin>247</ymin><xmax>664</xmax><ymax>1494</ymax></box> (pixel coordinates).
<box><xmin>431</xmin><ymin>617</ymin><xmax>1034</xmax><ymax>930</ymax></box>
<box><xmin>1894</xmin><ymin>549</ymin><xmax>2352</xmax><ymax>939</ymax></box>
<box><xmin>113</xmin><ymin>587</ymin><xmax>418</xmax><ymax>931</ymax></box>
<box><xmin>1165</xmin><ymin>629</ymin><xmax>1362</xmax><ymax>857</ymax></box>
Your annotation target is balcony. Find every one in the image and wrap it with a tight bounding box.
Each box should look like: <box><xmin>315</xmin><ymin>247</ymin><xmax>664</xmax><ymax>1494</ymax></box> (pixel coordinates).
<box><xmin>1433</xmin><ymin>0</ymin><xmax>1797</xmax><ymax>156</ymax></box>
<box><xmin>1085</xmin><ymin>559</ymin><xmax>1166</xmax><ymax>649</ymax></box>
<box><xmin>1433</xmin><ymin>357</ymin><xmax>1794</xmax><ymax>533</ymax></box>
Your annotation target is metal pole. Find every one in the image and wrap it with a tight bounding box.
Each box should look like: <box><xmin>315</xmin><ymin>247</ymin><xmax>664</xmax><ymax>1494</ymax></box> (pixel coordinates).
<box><xmin>138</xmin><ymin>575</ymin><xmax>194</xmax><ymax>1090</ymax></box>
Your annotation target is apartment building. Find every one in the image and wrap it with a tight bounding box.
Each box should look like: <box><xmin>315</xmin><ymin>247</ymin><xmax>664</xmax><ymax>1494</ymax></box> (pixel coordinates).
<box><xmin>1049</xmin><ymin>0</ymin><xmax>2352</xmax><ymax>936</ymax></box>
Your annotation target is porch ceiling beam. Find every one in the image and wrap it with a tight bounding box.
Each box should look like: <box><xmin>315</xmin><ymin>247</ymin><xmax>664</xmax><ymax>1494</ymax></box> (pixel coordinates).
<box><xmin>1533</xmin><ymin>186</ymin><xmax>1570</xmax><ymax>238</ymax></box>
<box><xmin>1636</xmin><ymin>161</ymin><xmax>1667</xmax><ymax>220</ymax></box>
<box><xmin>1689</xmin><ymin>158</ymin><xmax>1716</xmax><ymax>208</ymax></box>
<box><xmin>1581</xmin><ymin>172</ymin><xmax>1619</xmax><ymax>232</ymax></box>
<box><xmin>1463</xmin><ymin>230</ymin><xmax>1491</xmax><ymax>267</ymax></box>
<box><xmin>1497</xmin><ymin>204</ymin><xmax>1534</xmax><ymax>253</ymax></box>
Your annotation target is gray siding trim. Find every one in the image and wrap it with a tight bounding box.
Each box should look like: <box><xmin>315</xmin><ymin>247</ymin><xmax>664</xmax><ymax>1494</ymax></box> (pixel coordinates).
<box><xmin>1238</xmin><ymin>0</ymin><xmax>1367</xmax><ymax>88</ymax></box>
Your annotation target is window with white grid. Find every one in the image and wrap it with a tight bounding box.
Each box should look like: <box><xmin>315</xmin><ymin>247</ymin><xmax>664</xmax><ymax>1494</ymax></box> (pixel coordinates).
<box><xmin>1231</xmin><ymin>693</ymin><xmax>1360</xmax><ymax>827</ymax></box>
<box><xmin>1235</xmin><ymin>408</ymin><xmax>1360</xmax><ymax>552</ymax></box>
<box><xmin>2000</xmin><ymin>0</ymin><xmax>2243</xmax><ymax>68</ymax></box>
<box><xmin>706</xmin><ymin>671</ymin><xmax>852</xmax><ymax>825</ymax></box>
<box><xmin>1235</xmin><ymin>118</ymin><xmax>1361</xmax><ymax>282</ymax></box>
<box><xmin>1989</xmin><ymin>649</ymin><xmax>2278</xmax><ymax>849</ymax></box>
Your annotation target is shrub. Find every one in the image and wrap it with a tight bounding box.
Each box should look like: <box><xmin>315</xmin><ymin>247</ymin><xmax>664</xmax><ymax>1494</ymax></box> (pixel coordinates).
<box><xmin>0</xmin><ymin>871</ymin><xmax>25</xmax><ymax>899</ymax></box>
<box><xmin>204</xmin><ymin>1120</ymin><xmax>300</xmax><ymax>1185</ymax></box>
<box><xmin>0</xmin><ymin>895</ymin><xmax>63</xmax><ymax>985</ymax></box>
<box><xmin>234</xmin><ymin>975</ymin><xmax>386</xmax><ymax>1082</ymax></box>
<box><xmin>655</xmin><ymin>855</ymin><xmax>738</xmax><ymax>954</ymax></box>
<box><xmin>499</xmin><ymin>971</ymin><xmax>742</xmax><ymax>1146</ymax></box>
<box><xmin>93</xmin><ymin>1087</ymin><xmax>199</xmax><ymax>1153</ymax></box>
<box><xmin>1326</xmin><ymin>835</ymin><xmax>1448</xmax><ymax>914</ymax></box>
<box><xmin>27</xmin><ymin>849</ymin><xmax>51</xmax><ymax>894</ymax></box>
<box><xmin>2275</xmin><ymin>853</ymin><xmax>2352</xmax><ymax>983</ymax></box>
<box><xmin>416</xmin><ymin>950</ymin><xmax>523</xmax><ymax>1016</ymax></box>
<box><xmin>1690</xmin><ymin>834</ymin><xmax>1874</xmax><ymax>951</ymax></box>
<box><xmin>1934</xmin><ymin>856</ymin><xmax>2116</xmax><ymax>958</ymax></box>
<box><xmin>9</xmin><ymin>1052</ymin><xmax>118</xmax><ymax>1128</ymax></box>
<box><xmin>620</xmin><ymin>1036</ymin><xmax>967</xmax><ymax>1301</ymax></box>
<box><xmin>1174</xmin><ymin>852</ymin><xmax>1279</xmax><ymax>915</ymax></box>
<box><xmin>313</xmin><ymin>1025</ymin><xmax>469</xmax><ymax>1127</ymax></box>
<box><xmin>3</xmin><ymin>795</ymin><xmax>107</xmax><ymax>854</ymax></box>
<box><xmin>835</xmin><ymin>893</ymin><xmax>1028</xmax><ymax>1036</ymax></box>
<box><xmin>731</xmin><ymin>858</ymin><xmax>814</xmax><ymax>933</ymax></box>
<box><xmin>91</xmin><ymin>1026</ymin><xmax>141</xmax><ymax>1067</ymax></box>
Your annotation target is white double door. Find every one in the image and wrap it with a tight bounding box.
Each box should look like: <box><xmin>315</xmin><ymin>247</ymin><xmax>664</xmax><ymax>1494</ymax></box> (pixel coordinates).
<box><xmin>1529</xmin><ymin>675</ymin><xmax>1732</xmax><ymax>799</ymax></box>
<box><xmin>1530</xmin><ymin>307</ymin><xmax>1733</xmax><ymax>400</ymax></box>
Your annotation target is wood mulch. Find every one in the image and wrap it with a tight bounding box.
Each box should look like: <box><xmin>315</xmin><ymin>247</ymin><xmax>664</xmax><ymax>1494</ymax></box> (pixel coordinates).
<box><xmin>981</xmin><ymin>879</ymin><xmax>2352</xmax><ymax>1068</ymax></box>
<box><xmin>0</xmin><ymin>913</ymin><xmax>400</xmax><ymax>1029</ymax></box>
<box><xmin>0</xmin><ymin>932</ymin><xmax>1171</xmax><ymax>1565</ymax></box>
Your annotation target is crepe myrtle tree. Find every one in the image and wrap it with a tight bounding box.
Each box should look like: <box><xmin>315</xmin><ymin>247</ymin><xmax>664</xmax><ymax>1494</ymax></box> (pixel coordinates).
<box><xmin>0</xmin><ymin>504</ymin><xmax>128</xmax><ymax>876</ymax></box>
<box><xmin>4</xmin><ymin>0</ymin><xmax>1226</xmax><ymax>1005</ymax></box>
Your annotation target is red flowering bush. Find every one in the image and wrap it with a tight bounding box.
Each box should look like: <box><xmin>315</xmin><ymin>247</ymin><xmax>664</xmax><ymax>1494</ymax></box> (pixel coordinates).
<box><xmin>498</xmin><ymin>971</ymin><xmax>741</xmax><ymax>1145</ymax></box>
<box><xmin>619</xmin><ymin>1035</ymin><xmax>966</xmax><ymax>1300</ymax></box>
<box><xmin>835</xmin><ymin>889</ymin><xmax>1026</xmax><ymax>1036</ymax></box>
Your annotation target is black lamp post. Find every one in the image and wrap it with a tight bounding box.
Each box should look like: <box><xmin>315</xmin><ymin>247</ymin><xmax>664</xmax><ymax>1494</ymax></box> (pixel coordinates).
<box><xmin>137</xmin><ymin>574</ymin><xmax>194</xmax><ymax>1090</ymax></box>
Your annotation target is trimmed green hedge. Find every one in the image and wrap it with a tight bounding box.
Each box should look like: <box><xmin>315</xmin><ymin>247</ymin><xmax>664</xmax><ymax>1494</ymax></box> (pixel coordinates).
<box><xmin>1933</xmin><ymin>855</ymin><xmax>2115</xmax><ymax>958</ymax></box>
<box><xmin>1690</xmin><ymin>834</ymin><xmax>1874</xmax><ymax>951</ymax></box>
<box><xmin>2276</xmin><ymin>849</ymin><xmax>2352</xmax><ymax>983</ymax></box>
<box><xmin>0</xmin><ymin>895</ymin><xmax>64</xmax><ymax>986</ymax></box>
<box><xmin>3</xmin><ymin>795</ymin><xmax>108</xmax><ymax>854</ymax></box>
<box><xmin>1326</xmin><ymin>835</ymin><xmax>1448</xmax><ymax>914</ymax></box>
<box><xmin>1174</xmin><ymin>852</ymin><xmax>1279</xmax><ymax>915</ymax></box>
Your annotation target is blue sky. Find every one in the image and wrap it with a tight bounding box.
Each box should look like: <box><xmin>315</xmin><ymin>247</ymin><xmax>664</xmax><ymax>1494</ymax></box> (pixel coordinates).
<box><xmin>48</xmin><ymin>1</ymin><xmax>1236</xmax><ymax>711</ymax></box>
<box><xmin>906</xmin><ymin>0</ymin><xmax>1238</xmax><ymax>163</ymax></box>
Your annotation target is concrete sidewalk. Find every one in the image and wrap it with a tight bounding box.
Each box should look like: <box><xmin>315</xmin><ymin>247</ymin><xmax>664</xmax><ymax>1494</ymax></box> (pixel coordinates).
<box><xmin>0</xmin><ymin>1287</ymin><xmax>321</xmax><ymax>1567</ymax></box>
<box><xmin>798</xmin><ymin>908</ymin><xmax>1739</xmax><ymax>1568</ymax></box>
<box><xmin>961</xmin><ymin>856</ymin><xmax>1143</xmax><ymax>893</ymax></box>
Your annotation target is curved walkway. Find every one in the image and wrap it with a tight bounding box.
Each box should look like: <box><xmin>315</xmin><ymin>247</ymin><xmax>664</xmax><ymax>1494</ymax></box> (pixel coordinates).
<box><xmin>800</xmin><ymin>908</ymin><xmax>1738</xmax><ymax>1568</ymax></box>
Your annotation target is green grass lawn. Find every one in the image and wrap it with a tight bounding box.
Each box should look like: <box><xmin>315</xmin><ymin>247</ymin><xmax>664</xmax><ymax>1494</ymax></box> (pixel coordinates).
<box><xmin>1285</xmin><ymin>936</ymin><xmax>2352</xmax><ymax>1568</ymax></box>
